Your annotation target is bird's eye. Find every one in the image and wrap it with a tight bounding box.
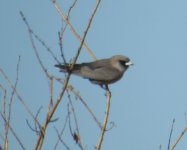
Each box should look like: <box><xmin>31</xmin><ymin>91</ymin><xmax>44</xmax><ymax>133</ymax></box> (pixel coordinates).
<box><xmin>119</xmin><ymin>60</ymin><xmax>126</xmax><ymax>66</ymax></box>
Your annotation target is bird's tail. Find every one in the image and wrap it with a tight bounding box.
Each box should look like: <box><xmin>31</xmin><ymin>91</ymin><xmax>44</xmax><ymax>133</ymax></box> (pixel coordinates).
<box><xmin>55</xmin><ymin>64</ymin><xmax>82</xmax><ymax>74</ymax></box>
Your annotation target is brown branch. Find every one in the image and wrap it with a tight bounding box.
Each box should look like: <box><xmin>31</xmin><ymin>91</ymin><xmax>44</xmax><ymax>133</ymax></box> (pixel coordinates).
<box><xmin>51</xmin><ymin>0</ymin><xmax>97</xmax><ymax>61</ymax></box>
<box><xmin>5</xmin><ymin>56</ymin><xmax>21</xmax><ymax>149</ymax></box>
<box><xmin>0</xmin><ymin>84</ymin><xmax>7</xmax><ymax>150</ymax></box>
<box><xmin>0</xmin><ymin>112</ymin><xmax>26</xmax><ymax>150</ymax></box>
<box><xmin>33</xmin><ymin>81</ymin><xmax>69</xmax><ymax>150</ymax></box>
<box><xmin>96</xmin><ymin>87</ymin><xmax>111</xmax><ymax>150</ymax></box>
<box><xmin>169</xmin><ymin>125</ymin><xmax>187</xmax><ymax>150</ymax></box>
<box><xmin>48</xmin><ymin>77</ymin><xmax>54</xmax><ymax>110</ymax></box>
<box><xmin>67</xmin><ymin>85</ymin><xmax>102</xmax><ymax>129</ymax></box>
<box><xmin>0</xmin><ymin>68</ymin><xmax>41</xmax><ymax>130</ymax></box>
<box><xmin>34</xmin><ymin>0</ymin><xmax>100</xmax><ymax>146</ymax></box>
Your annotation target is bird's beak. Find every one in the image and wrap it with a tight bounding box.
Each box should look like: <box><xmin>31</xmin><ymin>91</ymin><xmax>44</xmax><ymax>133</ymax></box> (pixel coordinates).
<box><xmin>126</xmin><ymin>61</ymin><xmax>134</xmax><ymax>66</ymax></box>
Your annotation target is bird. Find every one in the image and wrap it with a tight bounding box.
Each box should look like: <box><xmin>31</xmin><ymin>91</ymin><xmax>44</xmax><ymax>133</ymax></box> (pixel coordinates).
<box><xmin>55</xmin><ymin>55</ymin><xmax>133</xmax><ymax>88</ymax></box>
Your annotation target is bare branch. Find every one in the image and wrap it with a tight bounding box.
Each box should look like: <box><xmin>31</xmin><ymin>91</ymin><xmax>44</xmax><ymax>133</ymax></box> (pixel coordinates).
<box><xmin>54</xmin><ymin>127</ymin><xmax>70</xmax><ymax>150</ymax></box>
<box><xmin>5</xmin><ymin>56</ymin><xmax>21</xmax><ymax>148</ymax></box>
<box><xmin>54</xmin><ymin>111</ymin><xmax>69</xmax><ymax>150</ymax></box>
<box><xmin>0</xmin><ymin>68</ymin><xmax>41</xmax><ymax>130</ymax></box>
<box><xmin>0</xmin><ymin>112</ymin><xmax>26</xmax><ymax>150</ymax></box>
<box><xmin>67</xmin><ymin>92</ymin><xmax>84</xmax><ymax>149</ymax></box>
<box><xmin>34</xmin><ymin>0</ymin><xmax>101</xmax><ymax>148</ymax></box>
<box><xmin>67</xmin><ymin>0</ymin><xmax>78</xmax><ymax>19</ymax></box>
<box><xmin>58</xmin><ymin>31</ymin><xmax>67</xmax><ymax>64</ymax></box>
<box><xmin>20</xmin><ymin>11</ymin><xmax>60</xmax><ymax>64</ymax></box>
<box><xmin>67</xmin><ymin>85</ymin><xmax>102</xmax><ymax>129</ymax></box>
<box><xmin>48</xmin><ymin>77</ymin><xmax>54</xmax><ymax>110</ymax></box>
<box><xmin>0</xmin><ymin>84</ymin><xmax>7</xmax><ymax>150</ymax></box>
<box><xmin>26</xmin><ymin>106</ymin><xmax>43</xmax><ymax>134</ymax></box>
<box><xmin>96</xmin><ymin>87</ymin><xmax>111</xmax><ymax>150</ymax></box>
<box><xmin>51</xmin><ymin>0</ymin><xmax>97</xmax><ymax>61</ymax></box>
<box><xmin>168</xmin><ymin>119</ymin><xmax>175</xmax><ymax>150</ymax></box>
<box><xmin>170</xmin><ymin>124</ymin><xmax>187</xmax><ymax>150</ymax></box>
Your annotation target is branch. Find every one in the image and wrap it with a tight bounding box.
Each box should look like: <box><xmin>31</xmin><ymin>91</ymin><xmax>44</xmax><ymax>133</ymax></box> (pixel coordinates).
<box><xmin>5</xmin><ymin>56</ymin><xmax>21</xmax><ymax>148</ymax></box>
<box><xmin>51</xmin><ymin>0</ymin><xmax>97</xmax><ymax>61</ymax></box>
<box><xmin>96</xmin><ymin>87</ymin><xmax>111</xmax><ymax>150</ymax></box>
<box><xmin>67</xmin><ymin>92</ymin><xmax>84</xmax><ymax>149</ymax></box>
<box><xmin>0</xmin><ymin>68</ymin><xmax>41</xmax><ymax>130</ymax></box>
<box><xmin>20</xmin><ymin>11</ymin><xmax>60</xmax><ymax>64</ymax></box>
<box><xmin>54</xmin><ymin>111</ymin><xmax>69</xmax><ymax>150</ymax></box>
<box><xmin>54</xmin><ymin>127</ymin><xmax>70</xmax><ymax>150</ymax></box>
<box><xmin>33</xmin><ymin>0</ymin><xmax>100</xmax><ymax>148</ymax></box>
<box><xmin>0</xmin><ymin>112</ymin><xmax>26</xmax><ymax>150</ymax></box>
<box><xmin>67</xmin><ymin>85</ymin><xmax>102</xmax><ymax>129</ymax></box>
<box><xmin>168</xmin><ymin>119</ymin><xmax>175</xmax><ymax>150</ymax></box>
<box><xmin>169</xmin><ymin>124</ymin><xmax>187</xmax><ymax>150</ymax></box>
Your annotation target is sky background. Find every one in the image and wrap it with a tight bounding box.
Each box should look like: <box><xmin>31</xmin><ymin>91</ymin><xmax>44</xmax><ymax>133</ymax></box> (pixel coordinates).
<box><xmin>1</xmin><ymin>0</ymin><xmax>187</xmax><ymax>150</ymax></box>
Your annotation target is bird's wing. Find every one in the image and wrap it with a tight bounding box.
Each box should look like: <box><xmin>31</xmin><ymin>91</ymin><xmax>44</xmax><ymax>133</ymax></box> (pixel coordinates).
<box><xmin>81</xmin><ymin>65</ymin><xmax>122</xmax><ymax>84</ymax></box>
<box><xmin>80</xmin><ymin>59</ymin><xmax>109</xmax><ymax>69</ymax></box>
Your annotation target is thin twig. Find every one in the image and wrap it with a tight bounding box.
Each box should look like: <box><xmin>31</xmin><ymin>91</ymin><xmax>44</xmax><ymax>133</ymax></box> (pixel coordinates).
<box><xmin>67</xmin><ymin>92</ymin><xmax>84</xmax><ymax>149</ymax></box>
<box><xmin>51</xmin><ymin>0</ymin><xmax>97</xmax><ymax>61</ymax></box>
<box><xmin>58</xmin><ymin>0</ymin><xmax>78</xmax><ymax>62</ymax></box>
<box><xmin>67</xmin><ymin>0</ymin><xmax>78</xmax><ymax>19</ymax></box>
<box><xmin>96</xmin><ymin>87</ymin><xmax>111</xmax><ymax>150</ymax></box>
<box><xmin>58</xmin><ymin>0</ymin><xmax>78</xmax><ymax>59</ymax></box>
<box><xmin>58</xmin><ymin>31</ymin><xmax>67</xmax><ymax>64</ymax></box>
<box><xmin>169</xmin><ymin>125</ymin><xmax>187</xmax><ymax>150</ymax></box>
<box><xmin>48</xmin><ymin>77</ymin><xmax>54</xmax><ymax>110</ymax></box>
<box><xmin>26</xmin><ymin>106</ymin><xmax>43</xmax><ymax>134</ymax></box>
<box><xmin>20</xmin><ymin>11</ymin><xmax>60</xmax><ymax>64</ymax></box>
<box><xmin>0</xmin><ymin>84</ymin><xmax>7</xmax><ymax>150</ymax></box>
<box><xmin>5</xmin><ymin>56</ymin><xmax>21</xmax><ymax>148</ymax></box>
<box><xmin>54</xmin><ymin>112</ymin><xmax>69</xmax><ymax>150</ymax></box>
<box><xmin>0</xmin><ymin>112</ymin><xmax>26</xmax><ymax>150</ymax></box>
<box><xmin>54</xmin><ymin>127</ymin><xmax>70</xmax><ymax>150</ymax></box>
<box><xmin>34</xmin><ymin>0</ymin><xmax>99</xmax><ymax>148</ymax></box>
<box><xmin>168</xmin><ymin>119</ymin><xmax>175</xmax><ymax>150</ymax></box>
<box><xmin>67</xmin><ymin>85</ymin><xmax>102</xmax><ymax>129</ymax></box>
<box><xmin>0</xmin><ymin>68</ymin><xmax>41</xmax><ymax>130</ymax></box>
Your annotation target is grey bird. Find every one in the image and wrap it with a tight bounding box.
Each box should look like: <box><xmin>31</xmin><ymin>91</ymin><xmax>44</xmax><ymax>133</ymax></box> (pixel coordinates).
<box><xmin>55</xmin><ymin>55</ymin><xmax>133</xmax><ymax>88</ymax></box>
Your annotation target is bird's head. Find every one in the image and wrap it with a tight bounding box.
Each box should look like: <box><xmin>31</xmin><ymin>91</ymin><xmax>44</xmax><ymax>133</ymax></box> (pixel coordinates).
<box><xmin>111</xmin><ymin>55</ymin><xmax>133</xmax><ymax>72</ymax></box>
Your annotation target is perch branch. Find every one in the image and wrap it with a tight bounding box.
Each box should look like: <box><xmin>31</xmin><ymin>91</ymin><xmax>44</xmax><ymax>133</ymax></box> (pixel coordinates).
<box><xmin>96</xmin><ymin>86</ymin><xmax>111</xmax><ymax>150</ymax></box>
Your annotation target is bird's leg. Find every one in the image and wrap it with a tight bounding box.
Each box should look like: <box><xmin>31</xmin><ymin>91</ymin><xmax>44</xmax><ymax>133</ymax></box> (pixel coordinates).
<box><xmin>99</xmin><ymin>84</ymin><xmax>108</xmax><ymax>90</ymax></box>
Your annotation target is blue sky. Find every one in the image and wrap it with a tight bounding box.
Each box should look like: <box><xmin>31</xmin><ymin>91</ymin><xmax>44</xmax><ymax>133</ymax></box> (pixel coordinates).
<box><xmin>1</xmin><ymin>0</ymin><xmax>187</xmax><ymax>149</ymax></box>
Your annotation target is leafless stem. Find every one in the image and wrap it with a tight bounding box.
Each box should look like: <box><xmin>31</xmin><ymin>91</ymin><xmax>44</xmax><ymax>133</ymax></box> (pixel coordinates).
<box><xmin>26</xmin><ymin>106</ymin><xmax>43</xmax><ymax>134</ymax></box>
<box><xmin>48</xmin><ymin>77</ymin><xmax>54</xmax><ymax>110</ymax></box>
<box><xmin>67</xmin><ymin>86</ymin><xmax>102</xmax><ymax>129</ymax></box>
<box><xmin>0</xmin><ymin>84</ymin><xmax>7</xmax><ymax>150</ymax></box>
<box><xmin>96</xmin><ymin>87</ymin><xmax>111</xmax><ymax>150</ymax></box>
<box><xmin>20</xmin><ymin>11</ymin><xmax>60</xmax><ymax>64</ymax></box>
<box><xmin>4</xmin><ymin>56</ymin><xmax>21</xmax><ymax>149</ymax></box>
<box><xmin>54</xmin><ymin>127</ymin><xmax>70</xmax><ymax>150</ymax></box>
<box><xmin>0</xmin><ymin>68</ymin><xmax>41</xmax><ymax>130</ymax></box>
<box><xmin>0</xmin><ymin>112</ymin><xmax>26</xmax><ymax>150</ymax></box>
<box><xmin>67</xmin><ymin>0</ymin><xmax>78</xmax><ymax>19</ymax></box>
<box><xmin>54</xmin><ymin>112</ymin><xmax>69</xmax><ymax>150</ymax></box>
<box><xmin>51</xmin><ymin>0</ymin><xmax>97</xmax><ymax>61</ymax></box>
<box><xmin>67</xmin><ymin>92</ymin><xmax>84</xmax><ymax>149</ymax></box>
<box><xmin>58</xmin><ymin>31</ymin><xmax>67</xmax><ymax>64</ymax></box>
<box><xmin>168</xmin><ymin>119</ymin><xmax>175</xmax><ymax>150</ymax></box>
<box><xmin>169</xmin><ymin>124</ymin><xmax>187</xmax><ymax>150</ymax></box>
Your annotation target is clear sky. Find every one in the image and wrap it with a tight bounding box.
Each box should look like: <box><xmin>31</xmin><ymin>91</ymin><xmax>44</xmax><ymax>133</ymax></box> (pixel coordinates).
<box><xmin>1</xmin><ymin>0</ymin><xmax>187</xmax><ymax>150</ymax></box>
